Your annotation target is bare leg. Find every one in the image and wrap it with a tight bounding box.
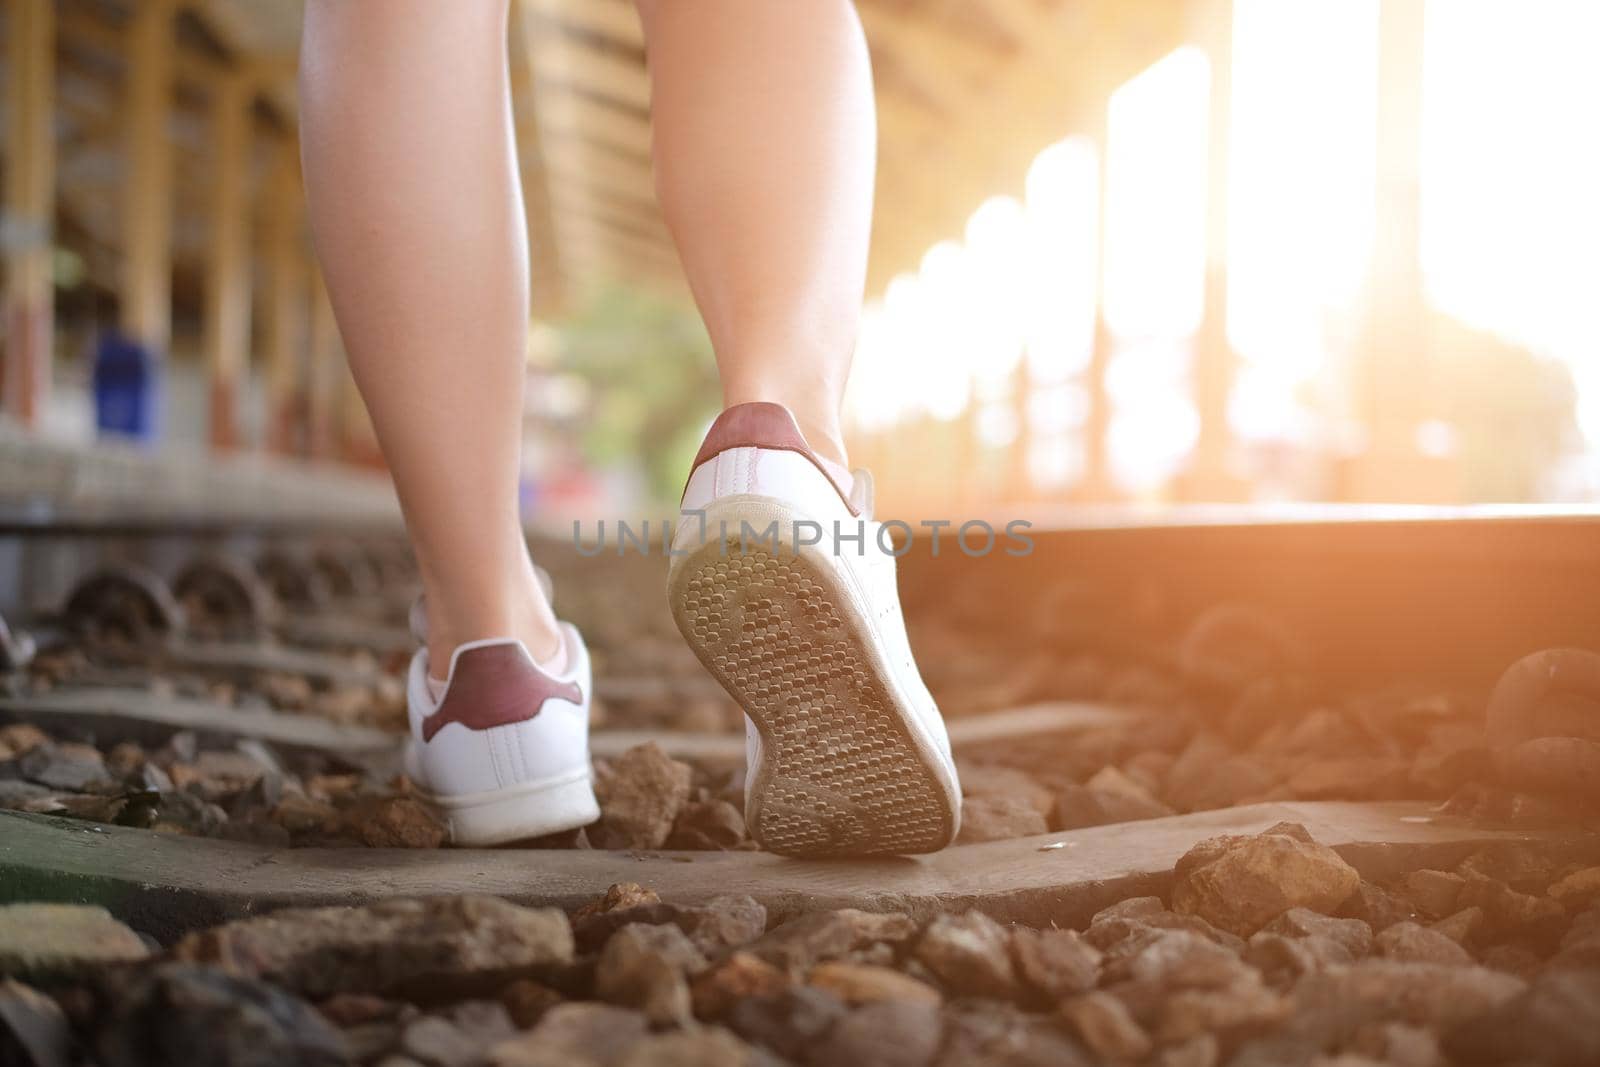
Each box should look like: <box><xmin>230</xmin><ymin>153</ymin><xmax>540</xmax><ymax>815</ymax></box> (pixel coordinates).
<box><xmin>299</xmin><ymin>0</ymin><xmax>560</xmax><ymax>671</ymax></box>
<box><xmin>637</xmin><ymin>0</ymin><xmax>875</xmax><ymax>470</ymax></box>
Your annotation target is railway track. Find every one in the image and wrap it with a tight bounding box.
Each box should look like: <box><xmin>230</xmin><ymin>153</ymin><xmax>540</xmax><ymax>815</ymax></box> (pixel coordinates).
<box><xmin>2</xmin><ymin>506</ymin><xmax>1599</xmax><ymax>1066</ymax></box>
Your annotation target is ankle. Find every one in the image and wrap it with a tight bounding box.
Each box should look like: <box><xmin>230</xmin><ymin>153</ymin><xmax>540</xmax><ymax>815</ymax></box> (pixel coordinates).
<box><xmin>423</xmin><ymin>571</ymin><xmax>563</xmax><ymax>679</ymax></box>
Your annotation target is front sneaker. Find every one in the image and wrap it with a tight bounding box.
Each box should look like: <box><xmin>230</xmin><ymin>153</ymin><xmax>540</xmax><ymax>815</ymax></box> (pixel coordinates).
<box><xmin>666</xmin><ymin>402</ymin><xmax>961</xmax><ymax>857</ymax></box>
<box><xmin>404</xmin><ymin>626</ymin><xmax>599</xmax><ymax>846</ymax></box>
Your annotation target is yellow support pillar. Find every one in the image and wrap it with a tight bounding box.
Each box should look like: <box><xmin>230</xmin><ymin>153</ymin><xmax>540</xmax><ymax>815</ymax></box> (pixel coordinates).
<box><xmin>2</xmin><ymin>0</ymin><xmax>55</xmax><ymax>426</ymax></box>
<box><xmin>262</xmin><ymin>143</ymin><xmax>307</xmax><ymax>454</ymax></box>
<box><xmin>121</xmin><ymin>0</ymin><xmax>177</xmax><ymax>355</ymax></box>
<box><xmin>204</xmin><ymin>72</ymin><xmax>255</xmax><ymax>451</ymax></box>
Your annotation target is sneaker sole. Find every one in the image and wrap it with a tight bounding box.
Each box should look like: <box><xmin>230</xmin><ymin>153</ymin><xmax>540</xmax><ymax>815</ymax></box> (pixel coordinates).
<box><xmin>667</xmin><ymin>499</ymin><xmax>959</xmax><ymax>857</ymax></box>
<box><xmin>420</xmin><ymin>767</ymin><xmax>599</xmax><ymax>847</ymax></box>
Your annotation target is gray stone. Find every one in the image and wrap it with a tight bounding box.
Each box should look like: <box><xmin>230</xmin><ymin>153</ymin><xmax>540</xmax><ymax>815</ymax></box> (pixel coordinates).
<box><xmin>1288</xmin><ymin>960</ymin><xmax>1526</xmax><ymax>1045</ymax></box>
<box><xmin>0</xmin><ymin>978</ymin><xmax>69</xmax><ymax>1067</ymax></box>
<box><xmin>593</xmin><ymin>922</ymin><xmax>707</xmax><ymax>1026</ymax></box>
<box><xmin>174</xmin><ymin>896</ymin><xmax>572</xmax><ymax>997</ymax></box>
<box><xmin>0</xmin><ymin>904</ymin><xmax>148</xmax><ymax>981</ymax></box>
<box><xmin>1158</xmin><ymin>977</ymin><xmax>1289</xmax><ymax>1043</ymax></box>
<box><xmin>1393</xmin><ymin>869</ymin><xmax>1465</xmax><ymax>919</ymax></box>
<box><xmin>1105</xmin><ymin>929</ymin><xmax>1250</xmax><ymax>990</ymax></box>
<box><xmin>591</xmin><ymin>743</ymin><xmax>692</xmax><ymax>850</ymax></box>
<box><xmin>746</xmin><ymin>910</ymin><xmax>916</xmax><ymax>974</ymax></box>
<box><xmin>808</xmin><ymin>962</ymin><xmax>940</xmax><ymax>1006</ymax></box>
<box><xmin>19</xmin><ymin>743</ymin><xmax>107</xmax><ymax>791</ymax></box>
<box><xmin>97</xmin><ymin>964</ymin><xmax>348</xmax><ymax>1067</ymax></box>
<box><xmin>1338</xmin><ymin>881</ymin><xmax>1419</xmax><ymax>933</ymax></box>
<box><xmin>728</xmin><ymin>987</ymin><xmax>846</xmax><ymax>1063</ymax></box>
<box><xmin>958</xmin><ymin>764</ymin><xmax>1055</xmax><ymax>817</ymax></box>
<box><xmin>691</xmin><ymin>952</ymin><xmax>792</xmax><ymax>1020</ymax></box>
<box><xmin>1445</xmin><ymin>967</ymin><xmax>1600</xmax><ymax>1065</ymax></box>
<box><xmin>1373</xmin><ymin>922</ymin><xmax>1472</xmax><ymax>966</ymax></box>
<box><xmin>1260</xmin><ymin>908</ymin><xmax>1372</xmax><ymax>959</ymax></box>
<box><xmin>1009</xmin><ymin>927</ymin><xmax>1100</xmax><ymax>1000</ymax></box>
<box><xmin>913</xmin><ymin>911</ymin><xmax>1019</xmax><ymax>998</ymax></box>
<box><xmin>957</xmin><ymin>795</ymin><xmax>1049</xmax><ymax>843</ymax></box>
<box><xmin>487</xmin><ymin>1003</ymin><xmax>647</xmax><ymax>1067</ymax></box>
<box><xmin>935</xmin><ymin>1001</ymin><xmax>1093</xmax><ymax>1067</ymax></box>
<box><xmin>619</xmin><ymin>1028</ymin><xmax>755</xmax><ymax>1067</ymax></box>
<box><xmin>1171</xmin><ymin>828</ymin><xmax>1360</xmax><ymax>937</ymax></box>
<box><xmin>1060</xmin><ymin>992</ymin><xmax>1151</xmax><ymax>1061</ymax></box>
<box><xmin>805</xmin><ymin>999</ymin><xmax>941</xmax><ymax>1067</ymax></box>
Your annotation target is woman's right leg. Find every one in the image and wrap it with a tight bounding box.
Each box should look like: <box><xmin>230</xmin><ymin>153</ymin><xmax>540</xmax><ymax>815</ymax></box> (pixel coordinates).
<box><xmin>299</xmin><ymin>0</ymin><xmax>559</xmax><ymax>674</ymax></box>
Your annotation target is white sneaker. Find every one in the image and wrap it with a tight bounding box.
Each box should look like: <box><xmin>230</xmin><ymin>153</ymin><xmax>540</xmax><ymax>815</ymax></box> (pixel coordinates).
<box><xmin>667</xmin><ymin>402</ymin><xmax>961</xmax><ymax>856</ymax></box>
<box><xmin>404</xmin><ymin>626</ymin><xmax>599</xmax><ymax>846</ymax></box>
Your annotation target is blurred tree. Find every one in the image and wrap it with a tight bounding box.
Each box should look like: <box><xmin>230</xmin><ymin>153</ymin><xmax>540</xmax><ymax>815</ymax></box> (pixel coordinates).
<box><xmin>555</xmin><ymin>286</ymin><xmax>720</xmax><ymax>508</ymax></box>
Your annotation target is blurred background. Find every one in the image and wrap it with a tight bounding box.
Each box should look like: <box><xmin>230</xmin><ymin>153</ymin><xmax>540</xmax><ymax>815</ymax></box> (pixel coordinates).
<box><xmin>0</xmin><ymin>0</ymin><xmax>1596</xmax><ymax>524</ymax></box>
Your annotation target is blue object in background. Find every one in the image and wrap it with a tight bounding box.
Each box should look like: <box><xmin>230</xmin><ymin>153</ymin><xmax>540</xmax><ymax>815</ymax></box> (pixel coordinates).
<box><xmin>93</xmin><ymin>332</ymin><xmax>161</xmax><ymax>441</ymax></box>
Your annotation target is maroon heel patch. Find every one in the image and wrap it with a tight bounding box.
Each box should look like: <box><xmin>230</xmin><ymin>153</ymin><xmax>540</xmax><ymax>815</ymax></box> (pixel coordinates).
<box><xmin>422</xmin><ymin>644</ymin><xmax>581</xmax><ymax>742</ymax></box>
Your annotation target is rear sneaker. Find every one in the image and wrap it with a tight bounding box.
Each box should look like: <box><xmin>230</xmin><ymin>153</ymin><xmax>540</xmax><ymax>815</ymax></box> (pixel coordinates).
<box><xmin>404</xmin><ymin>626</ymin><xmax>599</xmax><ymax>846</ymax></box>
<box><xmin>666</xmin><ymin>402</ymin><xmax>961</xmax><ymax>857</ymax></box>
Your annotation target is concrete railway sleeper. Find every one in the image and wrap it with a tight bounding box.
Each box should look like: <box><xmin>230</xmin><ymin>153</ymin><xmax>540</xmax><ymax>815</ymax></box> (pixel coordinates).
<box><xmin>1</xmin><ymin>512</ymin><xmax>1599</xmax><ymax>1064</ymax></box>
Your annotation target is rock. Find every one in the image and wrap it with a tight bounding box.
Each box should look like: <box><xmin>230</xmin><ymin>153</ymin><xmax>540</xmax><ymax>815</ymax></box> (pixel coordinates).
<box><xmin>956</xmin><ymin>795</ymin><xmax>1048</xmax><ymax>843</ymax></box>
<box><xmin>1457</xmin><ymin>843</ymin><xmax>1563</xmax><ymax>893</ymax></box>
<box><xmin>618</xmin><ymin>1027</ymin><xmax>755</xmax><ymax>1067</ymax></box>
<box><xmin>150</xmin><ymin>790</ymin><xmax>229</xmax><ymax>836</ymax></box>
<box><xmin>487</xmin><ymin>1003</ymin><xmax>647</xmax><ymax>1067</ymax></box>
<box><xmin>1428</xmin><ymin>906</ymin><xmax>1483</xmax><ymax>945</ymax></box>
<box><xmin>1373</xmin><ymin>922</ymin><xmax>1471</xmax><ymax>965</ymax></box>
<box><xmin>1087</xmin><ymin>908</ymin><xmax>1246</xmax><ymax>958</ymax></box>
<box><xmin>0</xmin><ymin>978</ymin><xmax>69</xmax><ymax>1067</ymax></box>
<box><xmin>912</xmin><ymin>912</ymin><xmax>1019</xmax><ymax>998</ymax></box>
<box><xmin>1060</xmin><ymin>992</ymin><xmax>1151</xmax><ymax>1061</ymax></box>
<box><xmin>1478</xmin><ymin>942</ymin><xmax>1542</xmax><ymax>977</ymax></box>
<box><xmin>1171</xmin><ymin>827</ymin><xmax>1360</xmax><ymax>937</ymax></box>
<box><xmin>1245</xmin><ymin>933</ymin><xmax>1349</xmax><ymax>987</ymax></box>
<box><xmin>1106</xmin><ymin>929</ymin><xmax>1251</xmax><ymax>990</ymax></box>
<box><xmin>1457</xmin><ymin>873</ymin><xmax>1566</xmax><ymax>941</ymax></box>
<box><xmin>1445</xmin><ymin>967</ymin><xmax>1600</xmax><ymax>1066</ymax></box>
<box><xmin>746</xmin><ymin>910</ymin><xmax>916</xmax><ymax>974</ymax></box>
<box><xmin>1548</xmin><ymin>865</ymin><xmax>1600</xmax><ymax>908</ymax></box>
<box><xmin>573</xmin><ymin>895</ymin><xmax>765</xmax><ymax>958</ymax></box>
<box><xmin>934</xmin><ymin>1001</ymin><xmax>1093</xmax><ymax>1067</ymax></box>
<box><xmin>1164</xmin><ymin>735</ymin><xmax>1278</xmax><ymax>811</ymax></box>
<box><xmin>18</xmin><ymin>742</ymin><xmax>108</xmax><ymax>792</ymax></box>
<box><xmin>341</xmin><ymin>796</ymin><xmax>447</xmax><ymax>849</ymax></box>
<box><xmin>573</xmin><ymin>883</ymin><xmax>660</xmax><ymax>923</ymax></box>
<box><xmin>400</xmin><ymin>1005</ymin><xmax>513</xmax><ymax>1067</ymax></box>
<box><xmin>174</xmin><ymin>896</ymin><xmax>572</xmax><ymax>997</ymax></box>
<box><xmin>1284</xmin><ymin>757</ymin><xmax>1412</xmax><ymax>801</ymax></box>
<box><xmin>958</xmin><ymin>764</ymin><xmax>1055</xmax><ymax>818</ymax></box>
<box><xmin>1159</xmin><ymin>974</ymin><xmax>1290</xmax><ymax>1044</ymax></box>
<box><xmin>593</xmin><ymin>922</ymin><xmax>707</xmax><ymax>1026</ymax></box>
<box><xmin>666</xmin><ymin>799</ymin><xmax>746</xmax><ymax>850</ymax></box>
<box><xmin>692</xmin><ymin>953</ymin><xmax>791</xmax><ymax>1019</ymax></box>
<box><xmin>499</xmin><ymin>980</ymin><xmax>562</xmax><ymax>1028</ymax></box>
<box><xmin>1287</xmin><ymin>961</ymin><xmax>1526</xmax><ymax>1045</ymax></box>
<box><xmin>270</xmin><ymin>793</ymin><xmax>341</xmax><ymax>837</ymax></box>
<box><xmin>1337</xmin><ymin>881</ymin><xmax>1419</xmax><ymax>932</ymax></box>
<box><xmin>0</xmin><ymin>725</ymin><xmax>49</xmax><ymax>757</ymax></box>
<box><xmin>727</xmin><ymin>987</ymin><xmax>846</xmax><ymax>1063</ymax></box>
<box><xmin>1086</xmin><ymin>765</ymin><xmax>1173</xmax><ymax>813</ymax></box>
<box><xmin>1259</xmin><ymin>909</ymin><xmax>1372</xmax><ymax>959</ymax></box>
<box><xmin>590</xmin><ymin>743</ymin><xmax>692</xmax><ymax>850</ymax></box>
<box><xmin>1054</xmin><ymin>782</ymin><xmax>1171</xmax><ymax>830</ymax></box>
<box><xmin>1393</xmin><ymin>870</ymin><xmax>1464</xmax><ymax>919</ymax></box>
<box><xmin>1154</xmin><ymin>1033</ymin><xmax>1218</xmax><ymax>1067</ymax></box>
<box><xmin>804</xmin><ymin>999</ymin><xmax>941</xmax><ymax>1067</ymax></box>
<box><xmin>1009</xmin><ymin>927</ymin><xmax>1100</xmax><ymax>1000</ymax></box>
<box><xmin>808</xmin><ymin>962</ymin><xmax>940</xmax><ymax>1006</ymax></box>
<box><xmin>0</xmin><ymin>904</ymin><xmax>149</xmax><ymax>981</ymax></box>
<box><xmin>1091</xmin><ymin>897</ymin><xmax>1166</xmax><ymax>924</ymax></box>
<box><xmin>1349</xmin><ymin>1021</ymin><xmax>1442</xmax><ymax>1067</ymax></box>
<box><xmin>97</xmin><ymin>964</ymin><xmax>347</xmax><ymax>1067</ymax></box>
